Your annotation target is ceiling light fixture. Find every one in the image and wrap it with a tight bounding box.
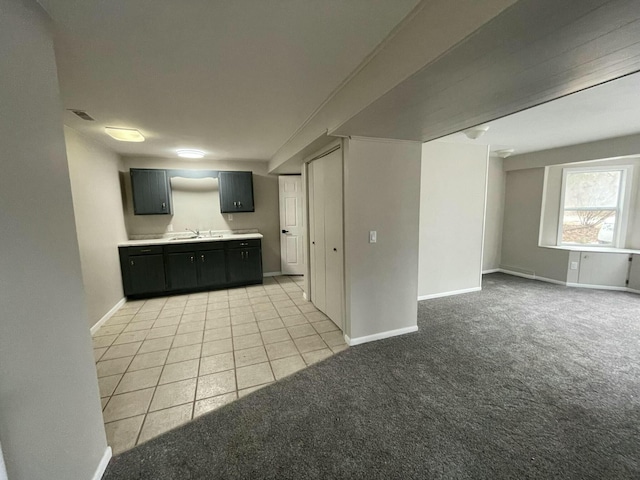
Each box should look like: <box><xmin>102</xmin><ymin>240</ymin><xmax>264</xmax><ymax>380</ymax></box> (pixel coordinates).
<box><xmin>463</xmin><ymin>126</ymin><xmax>490</xmax><ymax>140</ymax></box>
<box><xmin>177</xmin><ymin>149</ymin><xmax>205</xmax><ymax>159</ymax></box>
<box><xmin>105</xmin><ymin>127</ymin><xmax>145</xmax><ymax>142</ymax></box>
<box><xmin>495</xmin><ymin>148</ymin><xmax>515</xmax><ymax>158</ymax></box>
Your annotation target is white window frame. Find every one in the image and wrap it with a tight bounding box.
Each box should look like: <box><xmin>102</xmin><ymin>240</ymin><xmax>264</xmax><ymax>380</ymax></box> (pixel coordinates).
<box><xmin>557</xmin><ymin>165</ymin><xmax>633</xmax><ymax>248</ymax></box>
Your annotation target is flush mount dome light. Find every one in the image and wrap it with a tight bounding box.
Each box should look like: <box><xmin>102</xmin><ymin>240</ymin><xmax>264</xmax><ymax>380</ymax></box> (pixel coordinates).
<box><xmin>177</xmin><ymin>149</ymin><xmax>205</xmax><ymax>159</ymax></box>
<box><xmin>463</xmin><ymin>126</ymin><xmax>490</xmax><ymax>140</ymax></box>
<box><xmin>105</xmin><ymin>127</ymin><xmax>145</xmax><ymax>142</ymax></box>
<box><xmin>495</xmin><ymin>148</ymin><xmax>515</xmax><ymax>158</ymax></box>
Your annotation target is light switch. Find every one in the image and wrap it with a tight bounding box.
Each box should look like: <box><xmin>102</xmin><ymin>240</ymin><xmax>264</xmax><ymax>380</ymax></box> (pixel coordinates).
<box><xmin>369</xmin><ymin>230</ymin><xmax>377</xmax><ymax>243</ymax></box>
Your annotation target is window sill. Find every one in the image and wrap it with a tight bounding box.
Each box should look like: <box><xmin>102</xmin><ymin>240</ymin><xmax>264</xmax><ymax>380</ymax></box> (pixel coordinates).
<box><xmin>540</xmin><ymin>244</ymin><xmax>640</xmax><ymax>254</ymax></box>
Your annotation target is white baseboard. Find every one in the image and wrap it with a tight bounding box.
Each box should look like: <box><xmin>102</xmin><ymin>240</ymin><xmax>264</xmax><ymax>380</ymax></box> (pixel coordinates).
<box><xmin>482</xmin><ymin>268</ymin><xmax>501</xmax><ymax>274</ymax></box>
<box><xmin>417</xmin><ymin>286</ymin><xmax>481</xmax><ymax>301</ymax></box>
<box><xmin>263</xmin><ymin>271</ymin><xmax>282</xmax><ymax>277</ymax></box>
<box><xmin>345</xmin><ymin>325</ymin><xmax>418</xmax><ymax>346</ymax></box>
<box><xmin>91</xmin><ymin>446</ymin><xmax>112</xmax><ymax>480</ymax></box>
<box><xmin>90</xmin><ymin>298</ymin><xmax>126</xmax><ymax>335</ymax></box>
<box><xmin>566</xmin><ymin>282</ymin><xmax>639</xmax><ymax>293</ymax></box>
<box><xmin>498</xmin><ymin>269</ymin><xmax>566</xmax><ymax>286</ymax></box>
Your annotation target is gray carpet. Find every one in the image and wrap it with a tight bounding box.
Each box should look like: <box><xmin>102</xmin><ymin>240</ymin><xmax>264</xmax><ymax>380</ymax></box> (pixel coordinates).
<box><xmin>104</xmin><ymin>273</ymin><xmax>640</xmax><ymax>479</ymax></box>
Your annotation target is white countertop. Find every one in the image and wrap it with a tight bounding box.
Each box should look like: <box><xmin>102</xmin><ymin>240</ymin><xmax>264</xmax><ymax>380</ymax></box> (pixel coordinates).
<box><xmin>119</xmin><ymin>233</ymin><xmax>263</xmax><ymax>247</ymax></box>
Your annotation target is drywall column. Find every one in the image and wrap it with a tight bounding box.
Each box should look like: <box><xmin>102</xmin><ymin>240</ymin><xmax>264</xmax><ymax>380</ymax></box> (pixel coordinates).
<box><xmin>344</xmin><ymin>138</ymin><xmax>421</xmax><ymax>343</ymax></box>
<box><xmin>65</xmin><ymin>127</ymin><xmax>128</xmax><ymax>328</ymax></box>
<box><xmin>418</xmin><ymin>142</ymin><xmax>489</xmax><ymax>298</ymax></box>
<box><xmin>0</xmin><ymin>1</ymin><xmax>108</xmax><ymax>479</ymax></box>
<box><xmin>483</xmin><ymin>156</ymin><xmax>506</xmax><ymax>271</ymax></box>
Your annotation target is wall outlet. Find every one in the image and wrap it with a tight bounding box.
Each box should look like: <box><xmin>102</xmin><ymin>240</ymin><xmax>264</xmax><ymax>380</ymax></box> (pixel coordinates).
<box><xmin>369</xmin><ymin>230</ymin><xmax>377</xmax><ymax>243</ymax></box>
<box><xmin>167</xmin><ymin>224</ymin><xmax>173</xmax><ymax>232</ymax></box>
<box><xmin>228</xmin><ymin>214</ymin><xmax>233</xmax><ymax>221</ymax></box>
<box><xmin>570</xmin><ymin>261</ymin><xmax>579</xmax><ymax>270</ymax></box>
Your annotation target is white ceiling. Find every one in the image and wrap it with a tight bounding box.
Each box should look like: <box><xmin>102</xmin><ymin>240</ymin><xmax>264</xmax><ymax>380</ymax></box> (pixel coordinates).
<box><xmin>39</xmin><ymin>0</ymin><xmax>420</xmax><ymax>160</ymax></box>
<box><xmin>438</xmin><ymin>72</ymin><xmax>640</xmax><ymax>156</ymax></box>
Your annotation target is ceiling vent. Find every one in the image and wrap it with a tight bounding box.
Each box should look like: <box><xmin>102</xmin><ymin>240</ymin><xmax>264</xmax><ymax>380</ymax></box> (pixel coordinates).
<box><xmin>68</xmin><ymin>109</ymin><xmax>95</xmax><ymax>121</ymax></box>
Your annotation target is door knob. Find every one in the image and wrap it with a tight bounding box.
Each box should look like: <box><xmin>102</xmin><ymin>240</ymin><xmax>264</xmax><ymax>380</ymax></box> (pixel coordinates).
<box><xmin>282</xmin><ymin>229</ymin><xmax>289</xmax><ymax>234</ymax></box>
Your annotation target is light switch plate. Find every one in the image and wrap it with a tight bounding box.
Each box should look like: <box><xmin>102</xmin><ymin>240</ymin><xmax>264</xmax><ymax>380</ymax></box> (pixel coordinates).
<box><xmin>369</xmin><ymin>230</ymin><xmax>377</xmax><ymax>243</ymax></box>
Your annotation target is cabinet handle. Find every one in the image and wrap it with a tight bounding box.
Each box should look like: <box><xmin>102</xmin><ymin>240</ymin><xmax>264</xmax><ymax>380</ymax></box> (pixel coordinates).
<box><xmin>241</xmin><ymin>251</ymin><xmax>245</xmax><ymax>259</ymax></box>
<box><xmin>246</xmin><ymin>250</ymin><xmax>249</xmax><ymax>259</ymax></box>
<box><xmin>233</xmin><ymin>201</ymin><xmax>237</xmax><ymax>207</ymax></box>
<box><xmin>238</xmin><ymin>201</ymin><xmax>242</xmax><ymax>208</ymax></box>
<box><xmin>130</xmin><ymin>260</ymin><xmax>134</xmax><ymax>266</ymax></box>
<box><xmin>161</xmin><ymin>202</ymin><xmax>166</xmax><ymax>210</ymax></box>
<box><xmin>190</xmin><ymin>256</ymin><xmax>194</xmax><ymax>263</ymax></box>
<box><xmin>201</xmin><ymin>254</ymin><xmax>205</xmax><ymax>262</ymax></box>
<box><xmin>240</xmin><ymin>242</ymin><xmax>248</xmax><ymax>246</ymax></box>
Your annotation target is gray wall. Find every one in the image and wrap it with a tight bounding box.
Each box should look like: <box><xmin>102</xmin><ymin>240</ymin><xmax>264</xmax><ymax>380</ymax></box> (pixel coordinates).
<box><xmin>121</xmin><ymin>157</ymin><xmax>281</xmax><ymax>274</ymax></box>
<box><xmin>0</xmin><ymin>1</ymin><xmax>107</xmax><ymax>478</ymax></box>
<box><xmin>483</xmin><ymin>156</ymin><xmax>505</xmax><ymax>271</ymax></box>
<box><xmin>66</xmin><ymin>127</ymin><xmax>128</xmax><ymax>328</ymax></box>
<box><xmin>418</xmin><ymin>142</ymin><xmax>488</xmax><ymax>297</ymax></box>
<box><xmin>501</xmin><ymin>168</ymin><xmax>570</xmax><ymax>281</ymax></box>
<box><xmin>344</xmin><ymin>138</ymin><xmax>421</xmax><ymax>339</ymax></box>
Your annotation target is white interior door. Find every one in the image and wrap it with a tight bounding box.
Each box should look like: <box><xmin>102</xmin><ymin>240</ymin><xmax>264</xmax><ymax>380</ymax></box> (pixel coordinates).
<box><xmin>279</xmin><ymin>175</ymin><xmax>305</xmax><ymax>275</ymax></box>
<box><xmin>322</xmin><ymin>150</ymin><xmax>344</xmax><ymax>330</ymax></box>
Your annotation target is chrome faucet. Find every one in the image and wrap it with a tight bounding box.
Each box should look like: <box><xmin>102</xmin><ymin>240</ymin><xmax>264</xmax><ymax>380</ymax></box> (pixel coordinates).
<box><xmin>186</xmin><ymin>228</ymin><xmax>200</xmax><ymax>237</ymax></box>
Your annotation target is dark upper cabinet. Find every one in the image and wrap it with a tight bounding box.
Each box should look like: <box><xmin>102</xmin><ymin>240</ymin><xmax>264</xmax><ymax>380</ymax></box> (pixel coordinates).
<box><xmin>131</xmin><ymin>168</ymin><xmax>172</xmax><ymax>215</ymax></box>
<box><xmin>219</xmin><ymin>171</ymin><xmax>254</xmax><ymax>213</ymax></box>
<box><xmin>118</xmin><ymin>246</ymin><xmax>166</xmax><ymax>296</ymax></box>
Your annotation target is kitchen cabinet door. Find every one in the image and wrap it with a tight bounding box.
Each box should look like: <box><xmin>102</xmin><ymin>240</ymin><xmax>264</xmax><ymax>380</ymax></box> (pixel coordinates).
<box><xmin>198</xmin><ymin>249</ymin><xmax>227</xmax><ymax>287</ymax></box>
<box><xmin>227</xmin><ymin>247</ymin><xmax>262</xmax><ymax>284</ymax></box>
<box><xmin>125</xmin><ymin>254</ymin><xmax>166</xmax><ymax>296</ymax></box>
<box><xmin>131</xmin><ymin>168</ymin><xmax>172</xmax><ymax>215</ymax></box>
<box><xmin>166</xmin><ymin>252</ymin><xmax>198</xmax><ymax>290</ymax></box>
<box><xmin>219</xmin><ymin>171</ymin><xmax>254</xmax><ymax>213</ymax></box>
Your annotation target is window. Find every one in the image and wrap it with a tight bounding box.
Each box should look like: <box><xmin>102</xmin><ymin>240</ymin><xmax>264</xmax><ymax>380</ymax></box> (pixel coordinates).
<box><xmin>558</xmin><ymin>167</ymin><xmax>630</xmax><ymax>247</ymax></box>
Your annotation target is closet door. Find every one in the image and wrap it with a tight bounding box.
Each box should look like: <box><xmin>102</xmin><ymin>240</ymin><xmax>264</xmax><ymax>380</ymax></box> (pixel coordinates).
<box><xmin>322</xmin><ymin>150</ymin><xmax>344</xmax><ymax>330</ymax></box>
<box><xmin>309</xmin><ymin>160</ymin><xmax>327</xmax><ymax>312</ymax></box>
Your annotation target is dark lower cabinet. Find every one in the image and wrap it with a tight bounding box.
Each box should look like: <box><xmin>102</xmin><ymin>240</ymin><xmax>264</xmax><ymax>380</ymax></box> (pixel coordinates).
<box><xmin>228</xmin><ymin>247</ymin><xmax>262</xmax><ymax>284</ymax></box>
<box><xmin>166</xmin><ymin>252</ymin><xmax>199</xmax><ymax>290</ymax></box>
<box><xmin>198</xmin><ymin>249</ymin><xmax>227</xmax><ymax>287</ymax></box>
<box><xmin>119</xmin><ymin>247</ymin><xmax>166</xmax><ymax>296</ymax></box>
<box><xmin>119</xmin><ymin>239</ymin><xmax>261</xmax><ymax>297</ymax></box>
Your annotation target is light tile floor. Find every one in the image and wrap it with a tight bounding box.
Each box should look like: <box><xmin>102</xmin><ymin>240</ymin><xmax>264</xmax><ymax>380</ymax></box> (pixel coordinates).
<box><xmin>92</xmin><ymin>275</ymin><xmax>347</xmax><ymax>454</ymax></box>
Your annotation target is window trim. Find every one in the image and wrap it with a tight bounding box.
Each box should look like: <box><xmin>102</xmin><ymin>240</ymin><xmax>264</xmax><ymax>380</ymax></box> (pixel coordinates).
<box><xmin>556</xmin><ymin>165</ymin><xmax>633</xmax><ymax>248</ymax></box>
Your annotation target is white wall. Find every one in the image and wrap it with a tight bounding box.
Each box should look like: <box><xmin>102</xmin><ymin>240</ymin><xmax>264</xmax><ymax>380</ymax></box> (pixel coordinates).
<box><xmin>121</xmin><ymin>157</ymin><xmax>282</xmax><ymax>274</ymax></box>
<box><xmin>418</xmin><ymin>142</ymin><xmax>488</xmax><ymax>298</ymax></box>
<box><xmin>66</xmin><ymin>127</ymin><xmax>128</xmax><ymax>328</ymax></box>
<box><xmin>344</xmin><ymin>138</ymin><xmax>422</xmax><ymax>340</ymax></box>
<box><xmin>483</xmin><ymin>156</ymin><xmax>505</xmax><ymax>271</ymax></box>
<box><xmin>0</xmin><ymin>1</ymin><xmax>108</xmax><ymax>478</ymax></box>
